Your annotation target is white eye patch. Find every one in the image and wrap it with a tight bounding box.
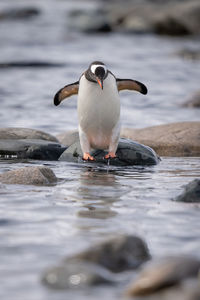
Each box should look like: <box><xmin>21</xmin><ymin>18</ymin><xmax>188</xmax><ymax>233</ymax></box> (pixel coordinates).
<box><xmin>91</xmin><ymin>64</ymin><xmax>107</xmax><ymax>74</ymax></box>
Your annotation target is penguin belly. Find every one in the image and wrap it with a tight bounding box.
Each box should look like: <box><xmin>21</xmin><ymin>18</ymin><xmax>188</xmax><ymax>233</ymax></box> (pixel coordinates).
<box><xmin>78</xmin><ymin>73</ymin><xmax>120</xmax><ymax>150</ymax></box>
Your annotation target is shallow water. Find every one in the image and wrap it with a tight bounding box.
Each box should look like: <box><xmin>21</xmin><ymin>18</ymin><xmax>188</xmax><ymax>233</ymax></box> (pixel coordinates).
<box><xmin>0</xmin><ymin>0</ymin><xmax>200</xmax><ymax>299</ymax></box>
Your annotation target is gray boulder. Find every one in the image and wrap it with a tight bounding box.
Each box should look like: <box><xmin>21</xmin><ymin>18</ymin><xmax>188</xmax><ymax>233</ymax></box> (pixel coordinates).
<box><xmin>0</xmin><ymin>166</ymin><xmax>57</xmax><ymax>185</ymax></box>
<box><xmin>175</xmin><ymin>179</ymin><xmax>200</xmax><ymax>203</ymax></box>
<box><xmin>42</xmin><ymin>261</ymin><xmax>115</xmax><ymax>290</ymax></box>
<box><xmin>182</xmin><ymin>91</ymin><xmax>200</xmax><ymax>108</ymax></box>
<box><xmin>0</xmin><ymin>139</ymin><xmax>66</xmax><ymax>160</ymax></box>
<box><xmin>59</xmin><ymin>138</ymin><xmax>160</xmax><ymax>166</ymax></box>
<box><xmin>0</xmin><ymin>128</ymin><xmax>58</xmax><ymax>142</ymax></box>
<box><xmin>66</xmin><ymin>235</ymin><xmax>150</xmax><ymax>273</ymax></box>
<box><xmin>0</xmin><ymin>7</ymin><xmax>40</xmax><ymax>21</ymax></box>
<box><xmin>126</xmin><ymin>256</ymin><xmax>200</xmax><ymax>296</ymax></box>
<box><xmin>68</xmin><ymin>8</ymin><xmax>112</xmax><ymax>33</ymax></box>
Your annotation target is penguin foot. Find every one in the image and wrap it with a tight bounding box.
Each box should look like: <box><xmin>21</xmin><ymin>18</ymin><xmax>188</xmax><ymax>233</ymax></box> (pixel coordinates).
<box><xmin>104</xmin><ymin>152</ymin><xmax>117</xmax><ymax>159</ymax></box>
<box><xmin>83</xmin><ymin>152</ymin><xmax>95</xmax><ymax>161</ymax></box>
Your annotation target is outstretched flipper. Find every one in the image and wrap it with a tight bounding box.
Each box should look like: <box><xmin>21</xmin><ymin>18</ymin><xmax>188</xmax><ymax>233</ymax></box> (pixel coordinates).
<box><xmin>116</xmin><ymin>79</ymin><xmax>148</xmax><ymax>95</ymax></box>
<box><xmin>54</xmin><ymin>81</ymin><xmax>79</xmax><ymax>106</ymax></box>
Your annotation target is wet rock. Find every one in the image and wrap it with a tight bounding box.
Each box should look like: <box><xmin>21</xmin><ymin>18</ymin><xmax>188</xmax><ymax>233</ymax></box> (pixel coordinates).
<box><xmin>121</xmin><ymin>122</ymin><xmax>200</xmax><ymax>157</ymax></box>
<box><xmin>126</xmin><ymin>256</ymin><xmax>200</xmax><ymax>296</ymax></box>
<box><xmin>0</xmin><ymin>128</ymin><xmax>58</xmax><ymax>142</ymax></box>
<box><xmin>68</xmin><ymin>8</ymin><xmax>112</xmax><ymax>33</ymax></box>
<box><xmin>107</xmin><ymin>0</ymin><xmax>200</xmax><ymax>36</ymax></box>
<box><xmin>0</xmin><ymin>7</ymin><xmax>40</xmax><ymax>20</ymax></box>
<box><xmin>175</xmin><ymin>49</ymin><xmax>200</xmax><ymax>61</ymax></box>
<box><xmin>42</xmin><ymin>261</ymin><xmax>115</xmax><ymax>290</ymax></box>
<box><xmin>0</xmin><ymin>61</ymin><xmax>65</xmax><ymax>68</ymax></box>
<box><xmin>0</xmin><ymin>166</ymin><xmax>57</xmax><ymax>185</ymax></box>
<box><xmin>56</xmin><ymin>130</ymin><xmax>79</xmax><ymax>147</ymax></box>
<box><xmin>66</xmin><ymin>235</ymin><xmax>150</xmax><ymax>273</ymax></box>
<box><xmin>182</xmin><ymin>91</ymin><xmax>200</xmax><ymax>108</ymax></box>
<box><xmin>59</xmin><ymin>138</ymin><xmax>160</xmax><ymax>166</ymax></box>
<box><xmin>0</xmin><ymin>139</ymin><xmax>66</xmax><ymax>160</ymax></box>
<box><xmin>175</xmin><ymin>179</ymin><xmax>200</xmax><ymax>203</ymax></box>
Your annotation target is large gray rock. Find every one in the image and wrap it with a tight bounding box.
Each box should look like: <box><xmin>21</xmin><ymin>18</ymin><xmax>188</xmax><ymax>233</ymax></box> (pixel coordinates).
<box><xmin>56</xmin><ymin>130</ymin><xmax>79</xmax><ymax>147</ymax></box>
<box><xmin>182</xmin><ymin>91</ymin><xmax>200</xmax><ymax>108</ymax></box>
<box><xmin>0</xmin><ymin>166</ymin><xmax>57</xmax><ymax>185</ymax></box>
<box><xmin>175</xmin><ymin>179</ymin><xmax>200</xmax><ymax>203</ymax></box>
<box><xmin>0</xmin><ymin>128</ymin><xmax>58</xmax><ymax>142</ymax></box>
<box><xmin>42</xmin><ymin>261</ymin><xmax>115</xmax><ymax>290</ymax></box>
<box><xmin>68</xmin><ymin>8</ymin><xmax>112</xmax><ymax>33</ymax></box>
<box><xmin>59</xmin><ymin>138</ymin><xmax>160</xmax><ymax>166</ymax></box>
<box><xmin>121</xmin><ymin>122</ymin><xmax>200</xmax><ymax>157</ymax></box>
<box><xmin>0</xmin><ymin>7</ymin><xmax>40</xmax><ymax>21</ymax></box>
<box><xmin>66</xmin><ymin>235</ymin><xmax>150</xmax><ymax>273</ymax></box>
<box><xmin>0</xmin><ymin>139</ymin><xmax>66</xmax><ymax>160</ymax></box>
<box><xmin>126</xmin><ymin>256</ymin><xmax>200</xmax><ymax>296</ymax></box>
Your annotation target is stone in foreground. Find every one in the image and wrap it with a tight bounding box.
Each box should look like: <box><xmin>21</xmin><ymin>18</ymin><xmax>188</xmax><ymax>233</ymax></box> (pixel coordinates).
<box><xmin>121</xmin><ymin>122</ymin><xmax>200</xmax><ymax>156</ymax></box>
<box><xmin>66</xmin><ymin>235</ymin><xmax>150</xmax><ymax>273</ymax></box>
<box><xmin>59</xmin><ymin>138</ymin><xmax>160</xmax><ymax>166</ymax></box>
<box><xmin>126</xmin><ymin>256</ymin><xmax>200</xmax><ymax>297</ymax></box>
<box><xmin>0</xmin><ymin>166</ymin><xmax>57</xmax><ymax>185</ymax></box>
<box><xmin>175</xmin><ymin>179</ymin><xmax>200</xmax><ymax>203</ymax></box>
<box><xmin>42</xmin><ymin>261</ymin><xmax>115</xmax><ymax>290</ymax></box>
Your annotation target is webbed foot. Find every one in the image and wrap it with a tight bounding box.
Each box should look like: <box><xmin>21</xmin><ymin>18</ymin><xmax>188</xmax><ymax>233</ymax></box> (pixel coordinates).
<box><xmin>83</xmin><ymin>152</ymin><xmax>95</xmax><ymax>161</ymax></box>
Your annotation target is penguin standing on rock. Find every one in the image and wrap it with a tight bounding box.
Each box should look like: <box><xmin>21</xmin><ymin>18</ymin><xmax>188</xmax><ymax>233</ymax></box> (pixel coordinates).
<box><xmin>54</xmin><ymin>61</ymin><xmax>148</xmax><ymax>161</ymax></box>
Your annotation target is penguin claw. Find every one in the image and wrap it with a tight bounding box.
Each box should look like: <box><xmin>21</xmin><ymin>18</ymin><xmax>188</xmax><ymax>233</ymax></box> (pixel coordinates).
<box><xmin>83</xmin><ymin>153</ymin><xmax>95</xmax><ymax>161</ymax></box>
<box><xmin>104</xmin><ymin>152</ymin><xmax>117</xmax><ymax>159</ymax></box>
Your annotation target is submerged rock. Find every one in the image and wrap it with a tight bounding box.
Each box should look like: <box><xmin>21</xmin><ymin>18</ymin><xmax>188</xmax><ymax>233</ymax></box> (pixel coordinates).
<box><xmin>42</xmin><ymin>261</ymin><xmax>115</xmax><ymax>290</ymax></box>
<box><xmin>0</xmin><ymin>166</ymin><xmax>57</xmax><ymax>185</ymax></box>
<box><xmin>126</xmin><ymin>256</ymin><xmax>200</xmax><ymax>296</ymax></box>
<box><xmin>0</xmin><ymin>139</ymin><xmax>66</xmax><ymax>160</ymax></box>
<box><xmin>182</xmin><ymin>91</ymin><xmax>200</xmax><ymax>108</ymax></box>
<box><xmin>0</xmin><ymin>128</ymin><xmax>58</xmax><ymax>142</ymax></box>
<box><xmin>175</xmin><ymin>179</ymin><xmax>200</xmax><ymax>203</ymax></box>
<box><xmin>66</xmin><ymin>235</ymin><xmax>150</xmax><ymax>273</ymax></box>
<box><xmin>0</xmin><ymin>7</ymin><xmax>40</xmax><ymax>20</ymax></box>
<box><xmin>59</xmin><ymin>138</ymin><xmax>160</xmax><ymax>166</ymax></box>
<box><xmin>121</xmin><ymin>122</ymin><xmax>200</xmax><ymax>157</ymax></box>
<box><xmin>0</xmin><ymin>61</ymin><xmax>65</xmax><ymax>68</ymax></box>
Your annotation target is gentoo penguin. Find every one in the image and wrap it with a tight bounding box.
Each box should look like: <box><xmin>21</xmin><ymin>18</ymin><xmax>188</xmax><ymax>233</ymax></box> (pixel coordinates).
<box><xmin>54</xmin><ymin>61</ymin><xmax>147</xmax><ymax>161</ymax></box>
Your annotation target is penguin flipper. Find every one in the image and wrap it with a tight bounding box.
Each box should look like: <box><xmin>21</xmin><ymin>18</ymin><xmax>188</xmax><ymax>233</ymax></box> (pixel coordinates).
<box><xmin>116</xmin><ymin>79</ymin><xmax>148</xmax><ymax>95</ymax></box>
<box><xmin>54</xmin><ymin>81</ymin><xmax>79</xmax><ymax>106</ymax></box>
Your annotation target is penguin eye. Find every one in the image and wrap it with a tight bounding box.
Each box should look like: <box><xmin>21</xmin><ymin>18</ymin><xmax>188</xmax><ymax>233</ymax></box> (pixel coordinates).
<box><xmin>91</xmin><ymin>65</ymin><xmax>107</xmax><ymax>75</ymax></box>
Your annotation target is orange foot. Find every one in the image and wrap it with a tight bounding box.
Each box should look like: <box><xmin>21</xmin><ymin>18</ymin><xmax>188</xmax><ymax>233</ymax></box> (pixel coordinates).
<box><xmin>83</xmin><ymin>152</ymin><xmax>95</xmax><ymax>161</ymax></box>
<box><xmin>104</xmin><ymin>152</ymin><xmax>117</xmax><ymax>159</ymax></box>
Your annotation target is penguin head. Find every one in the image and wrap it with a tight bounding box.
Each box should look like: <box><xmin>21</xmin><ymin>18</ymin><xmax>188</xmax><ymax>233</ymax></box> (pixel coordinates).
<box><xmin>86</xmin><ymin>61</ymin><xmax>108</xmax><ymax>90</ymax></box>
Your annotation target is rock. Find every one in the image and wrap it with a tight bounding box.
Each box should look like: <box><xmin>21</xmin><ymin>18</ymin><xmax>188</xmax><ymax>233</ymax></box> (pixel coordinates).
<box><xmin>56</xmin><ymin>130</ymin><xmax>79</xmax><ymax>147</ymax></box>
<box><xmin>175</xmin><ymin>179</ymin><xmax>200</xmax><ymax>203</ymax></box>
<box><xmin>59</xmin><ymin>138</ymin><xmax>160</xmax><ymax>166</ymax></box>
<box><xmin>126</xmin><ymin>256</ymin><xmax>200</xmax><ymax>296</ymax></box>
<box><xmin>0</xmin><ymin>128</ymin><xmax>58</xmax><ymax>142</ymax></box>
<box><xmin>66</xmin><ymin>235</ymin><xmax>150</xmax><ymax>273</ymax></box>
<box><xmin>107</xmin><ymin>0</ymin><xmax>200</xmax><ymax>36</ymax></box>
<box><xmin>42</xmin><ymin>261</ymin><xmax>115</xmax><ymax>290</ymax></box>
<box><xmin>175</xmin><ymin>49</ymin><xmax>200</xmax><ymax>61</ymax></box>
<box><xmin>182</xmin><ymin>91</ymin><xmax>200</xmax><ymax>107</ymax></box>
<box><xmin>0</xmin><ymin>166</ymin><xmax>57</xmax><ymax>185</ymax></box>
<box><xmin>0</xmin><ymin>139</ymin><xmax>66</xmax><ymax>160</ymax></box>
<box><xmin>0</xmin><ymin>62</ymin><xmax>65</xmax><ymax>68</ymax></box>
<box><xmin>121</xmin><ymin>122</ymin><xmax>200</xmax><ymax>157</ymax></box>
<box><xmin>68</xmin><ymin>8</ymin><xmax>112</xmax><ymax>33</ymax></box>
<box><xmin>0</xmin><ymin>7</ymin><xmax>40</xmax><ymax>20</ymax></box>
<box><xmin>127</xmin><ymin>279</ymin><xmax>200</xmax><ymax>300</ymax></box>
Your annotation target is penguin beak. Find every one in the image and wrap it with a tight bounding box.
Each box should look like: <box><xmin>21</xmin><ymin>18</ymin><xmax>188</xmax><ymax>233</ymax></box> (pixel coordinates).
<box><xmin>96</xmin><ymin>78</ymin><xmax>103</xmax><ymax>90</ymax></box>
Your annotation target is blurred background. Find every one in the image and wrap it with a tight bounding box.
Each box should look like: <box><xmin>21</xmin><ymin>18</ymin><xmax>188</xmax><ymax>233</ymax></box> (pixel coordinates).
<box><xmin>0</xmin><ymin>0</ymin><xmax>200</xmax><ymax>135</ymax></box>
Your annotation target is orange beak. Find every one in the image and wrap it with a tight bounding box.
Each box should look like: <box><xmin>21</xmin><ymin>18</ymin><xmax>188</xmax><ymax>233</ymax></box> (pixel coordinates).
<box><xmin>97</xmin><ymin>78</ymin><xmax>103</xmax><ymax>90</ymax></box>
